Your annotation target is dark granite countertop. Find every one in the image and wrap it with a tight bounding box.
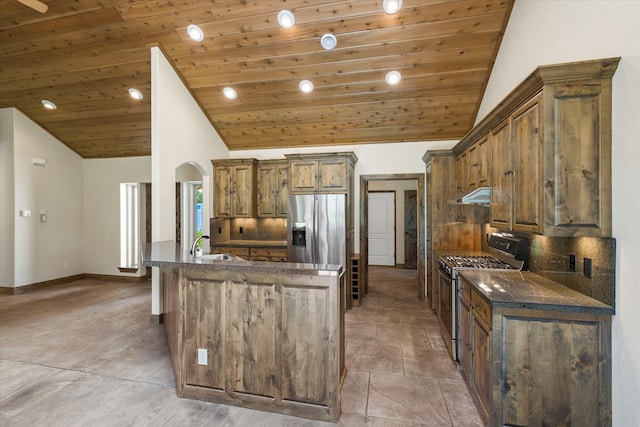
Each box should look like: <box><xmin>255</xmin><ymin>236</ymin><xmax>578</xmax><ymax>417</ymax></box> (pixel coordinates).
<box><xmin>458</xmin><ymin>270</ymin><xmax>613</xmax><ymax>315</ymax></box>
<box><xmin>143</xmin><ymin>241</ymin><xmax>341</xmax><ymax>276</ymax></box>
<box><xmin>210</xmin><ymin>240</ymin><xmax>287</xmax><ymax>248</ymax></box>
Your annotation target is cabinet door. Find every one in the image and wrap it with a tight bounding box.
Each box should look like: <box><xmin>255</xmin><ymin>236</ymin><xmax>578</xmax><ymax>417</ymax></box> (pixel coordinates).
<box><xmin>289</xmin><ymin>160</ymin><xmax>318</xmax><ymax>193</ymax></box>
<box><xmin>318</xmin><ymin>158</ymin><xmax>349</xmax><ymax>192</ymax></box>
<box><xmin>256</xmin><ymin>164</ymin><xmax>276</xmax><ymax>217</ymax></box>
<box><xmin>544</xmin><ymin>81</ymin><xmax>611</xmax><ymax>236</ymax></box>
<box><xmin>473</xmin><ymin>316</ymin><xmax>491</xmax><ymax>415</ymax></box>
<box><xmin>232</xmin><ymin>165</ymin><xmax>254</xmax><ymax>217</ymax></box>
<box><xmin>455</xmin><ymin>153</ymin><xmax>467</xmax><ymax>220</ymax></box>
<box><xmin>184</xmin><ymin>278</ymin><xmax>226</xmax><ymax>389</ymax></box>
<box><xmin>490</xmin><ymin>118</ymin><xmax>512</xmax><ymax>229</ymax></box>
<box><xmin>458</xmin><ymin>299</ymin><xmax>473</xmax><ymax>378</ymax></box>
<box><xmin>214</xmin><ymin>166</ymin><xmax>232</xmax><ymax>218</ymax></box>
<box><xmin>512</xmin><ymin>95</ymin><xmax>542</xmax><ymax>233</ymax></box>
<box><xmin>275</xmin><ymin>164</ymin><xmax>289</xmax><ymax>217</ymax></box>
<box><xmin>466</xmin><ymin>144</ymin><xmax>478</xmax><ymax>189</ymax></box>
<box><xmin>476</xmin><ymin>135</ymin><xmax>490</xmax><ymax>187</ymax></box>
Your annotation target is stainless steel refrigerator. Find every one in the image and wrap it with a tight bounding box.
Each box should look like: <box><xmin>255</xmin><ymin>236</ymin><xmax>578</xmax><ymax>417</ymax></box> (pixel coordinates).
<box><xmin>287</xmin><ymin>194</ymin><xmax>347</xmax><ymax>268</ymax></box>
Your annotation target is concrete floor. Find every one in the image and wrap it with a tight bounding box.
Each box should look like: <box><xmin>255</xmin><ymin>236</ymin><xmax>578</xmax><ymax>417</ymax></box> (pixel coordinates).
<box><xmin>0</xmin><ymin>266</ymin><xmax>484</xmax><ymax>426</ymax></box>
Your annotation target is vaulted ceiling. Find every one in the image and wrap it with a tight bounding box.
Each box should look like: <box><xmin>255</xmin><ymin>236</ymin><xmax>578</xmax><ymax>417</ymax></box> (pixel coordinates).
<box><xmin>0</xmin><ymin>0</ymin><xmax>513</xmax><ymax>158</ymax></box>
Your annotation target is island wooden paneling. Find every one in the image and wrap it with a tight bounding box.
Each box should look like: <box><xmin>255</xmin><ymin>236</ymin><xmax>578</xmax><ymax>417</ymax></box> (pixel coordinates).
<box><xmin>159</xmin><ymin>265</ymin><xmax>344</xmax><ymax>422</ymax></box>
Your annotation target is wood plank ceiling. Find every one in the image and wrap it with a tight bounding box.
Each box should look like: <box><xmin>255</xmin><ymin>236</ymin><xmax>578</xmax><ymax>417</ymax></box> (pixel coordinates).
<box><xmin>0</xmin><ymin>0</ymin><xmax>513</xmax><ymax>158</ymax></box>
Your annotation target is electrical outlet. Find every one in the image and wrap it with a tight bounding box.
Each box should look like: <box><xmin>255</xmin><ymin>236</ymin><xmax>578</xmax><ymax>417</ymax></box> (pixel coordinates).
<box><xmin>569</xmin><ymin>254</ymin><xmax>576</xmax><ymax>272</ymax></box>
<box><xmin>197</xmin><ymin>348</ymin><xmax>207</xmax><ymax>366</ymax></box>
<box><xmin>583</xmin><ymin>257</ymin><xmax>593</xmax><ymax>278</ymax></box>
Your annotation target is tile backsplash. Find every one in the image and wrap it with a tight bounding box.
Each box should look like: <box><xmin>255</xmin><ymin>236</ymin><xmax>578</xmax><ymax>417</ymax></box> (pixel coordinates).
<box><xmin>209</xmin><ymin>218</ymin><xmax>287</xmax><ymax>243</ymax></box>
<box><xmin>482</xmin><ymin>225</ymin><xmax>616</xmax><ymax>310</ymax></box>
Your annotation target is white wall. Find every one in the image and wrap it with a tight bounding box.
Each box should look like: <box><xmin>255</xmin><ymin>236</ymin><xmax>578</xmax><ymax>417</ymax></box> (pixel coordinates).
<box><xmin>479</xmin><ymin>2</ymin><xmax>640</xmax><ymax>425</ymax></box>
<box><xmin>0</xmin><ymin>108</ymin><xmax>84</xmax><ymax>288</ymax></box>
<box><xmin>150</xmin><ymin>47</ymin><xmax>229</xmax><ymax>314</ymax></box>
<box><xmin>83</xmin><ymin>157</ymin><xmax>151</xmax><ymax>276</ymax></box>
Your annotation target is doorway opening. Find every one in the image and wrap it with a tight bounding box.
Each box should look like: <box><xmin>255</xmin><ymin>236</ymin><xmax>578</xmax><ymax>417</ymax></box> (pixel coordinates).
<box><xmin>360</xmin><ymin>174</ymin><xmax>425</xmax><ymax>300</ymax></box>
<box><xmin>175</xmin><ymin>162</ymin><xmax>206</xmax><ymax>249</ymax></box>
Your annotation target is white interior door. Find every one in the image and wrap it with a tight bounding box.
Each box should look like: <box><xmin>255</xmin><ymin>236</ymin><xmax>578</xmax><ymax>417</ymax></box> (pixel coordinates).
<box><xmin>368</xmin><ymin>192</ymin><xmax>395</xmax><ymax>266</ymax></box>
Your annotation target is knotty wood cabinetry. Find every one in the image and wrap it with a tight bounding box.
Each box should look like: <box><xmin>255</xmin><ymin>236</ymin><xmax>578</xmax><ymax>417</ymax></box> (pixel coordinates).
<box><xmin>424</xmin><ymin>151</ymin><xmax>456</xmax><ymax>310</ymax></box>
<box><xmin>159</xmin><ymin>263</ymin><xmax>345</xmax><ymax>422</ymax></box>
<box><xmin>285</xmin><ymin>152</ymin><xmax>357</xmax><ymax>194</ymax></box>
<box><xmin>458</xmin><ymin>271</ymin><xmax>612</xmax><ymax>426</ymax></box>
<box><xmin>458</xmin><ymin>279</ymin><xmax>492</xmax><ymax>416</ymax></box>
<box><xmin>457</xmin><ymin>57</ymin><xmax>619</xmax><ymax>236</ymax></box>
<box><xmin>212</xmin><ymin>245</ymin><xmax>287</xmax><ymax>262</ymax></box>
<box><xmin>211</xmin><ymin>159</ymin><xmax>257</xmax><ymax>218</ymax></box>
<box><xmin>457</xmin><ymin>134</ymin><xmax>490</xmax><ymax>192</ymax></box>
<box><xmin>256</xmin><ymin>160</ymin><xmax>289</xmax><ymax>218</ymax></box>
<box><xmin>489</xmin><ymin>95</ymin><xmax>542</xmax><ymax>233</ymax></box>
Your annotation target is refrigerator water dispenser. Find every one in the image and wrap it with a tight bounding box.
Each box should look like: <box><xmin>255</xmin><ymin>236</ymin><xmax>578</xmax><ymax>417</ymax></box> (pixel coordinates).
<box><xmin>292</xmin><ymin>223</ymin><xmax>307</xmax><ymax>246</ymax></box>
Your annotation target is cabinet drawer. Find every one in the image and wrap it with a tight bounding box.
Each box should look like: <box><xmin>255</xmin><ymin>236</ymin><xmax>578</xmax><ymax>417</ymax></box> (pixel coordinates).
<box><xmin>471</xmin><ymin>289</ymin><xmax>491</xmax><ymax>328</ymax></box>
<box><xmin>459</xmin><ymin>278</ymin><xmax>472</xmax><ymax>305</ymax></box>
<box><xmin>251</xmin><ymin>247</ymin><xmax>287</xmax><ymax>257</ymax></box>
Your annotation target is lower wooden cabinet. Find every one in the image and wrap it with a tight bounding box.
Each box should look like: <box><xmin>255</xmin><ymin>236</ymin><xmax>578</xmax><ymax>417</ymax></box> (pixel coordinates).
<box><xmin>459</xmin><ymin>275</ymin><xmax>612</xmax><ymax>426</ymax></box>
<box><xmin>458</xmin><ymin>282</ymin><xmax>492</xmax><ymax>417</ymax></box>
<box><xmin>495</xmin><ymin>309</ymin><xmax>611</xmax><ymax>426</ymax></box>
<box><xmin>212</xmin><ymin>245</ymin><xmax>287</xmax><ymax>262</ymax></box>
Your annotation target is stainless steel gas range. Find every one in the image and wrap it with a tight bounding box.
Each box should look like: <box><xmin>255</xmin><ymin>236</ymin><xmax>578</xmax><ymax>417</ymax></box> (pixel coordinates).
<box><xmin>436</xmin><ymin>233</ymin><xmax>529</xmax><ymax>360</ymax></box>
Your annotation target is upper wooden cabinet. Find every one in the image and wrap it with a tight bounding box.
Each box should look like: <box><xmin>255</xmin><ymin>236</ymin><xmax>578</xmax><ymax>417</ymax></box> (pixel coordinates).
<box><xmin>256</xmin><ymin>160</ymin><xmax>289</xmax><ymax>218</ymax></box>
<box><xmin>457</xmin><ymin>57</ymin><xmax>619</xmax><ymax>236</ymax></box>
<box><xmin>489</xmin><ymin>95</ymin><xmax>542</xmax><ymax>233</ymax></box>
<box><xmin>285</xmin><ymin>152</ymin><xmax>357</xmax><ymax>194</ymax></box>
<box><xmin>211</xmin><ymin>159</ymin><xmax>257</xmax><ymax>218</ymax></box>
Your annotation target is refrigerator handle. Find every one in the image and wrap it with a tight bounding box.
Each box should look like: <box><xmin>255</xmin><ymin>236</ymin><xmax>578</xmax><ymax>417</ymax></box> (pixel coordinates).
<box><xmin>313</xmin><ymin>196</ymin><xmax>318</xmax><ymax>263</ymax></box>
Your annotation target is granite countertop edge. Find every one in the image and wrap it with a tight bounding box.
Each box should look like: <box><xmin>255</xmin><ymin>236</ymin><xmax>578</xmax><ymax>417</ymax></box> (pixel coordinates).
<box><xmin>143</xmin><ymin>241</ymin><xmax>341</xmax><ymax>276</ymax></box>
<box><xmin>458</xmin><ymin>270</ymin><xmax>613</xmax><ymax>316</ymax></box>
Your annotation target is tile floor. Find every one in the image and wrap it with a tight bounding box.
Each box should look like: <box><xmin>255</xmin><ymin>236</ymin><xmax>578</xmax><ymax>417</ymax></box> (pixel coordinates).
<box><xmin>341</xmin><ymin>266</ymin><xmax>485</xmax><ymax>426</ymax></box>
<box><xmin>0</xmin><ymin>266</ymin><xmax>485</xmax><ymax>426</ymax></box>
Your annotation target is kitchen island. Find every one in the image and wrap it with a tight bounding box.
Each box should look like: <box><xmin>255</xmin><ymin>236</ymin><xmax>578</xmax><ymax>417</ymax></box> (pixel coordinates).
<box><xmin>457</xmin><ymin>270</ymin><xmax>612</xmax><ymax>426</ymax></box>
<box><xmin>143</xmin><ymin>241</ymin><xmax>346</xmax><ymax>422</ymax></box>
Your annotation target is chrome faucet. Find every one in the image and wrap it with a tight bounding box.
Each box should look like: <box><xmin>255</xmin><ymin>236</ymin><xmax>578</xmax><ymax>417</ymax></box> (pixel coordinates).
<box><xmin>190</xmin><ymin>235</ymin><xmax>210</xmax><ymax>256</ymax></box>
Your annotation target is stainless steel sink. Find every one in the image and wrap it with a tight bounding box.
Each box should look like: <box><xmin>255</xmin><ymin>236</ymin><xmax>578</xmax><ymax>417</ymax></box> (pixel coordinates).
<box><xmin>199</xmin><ymin>253</ymin><xmax>245</xmax><ymax>261</ymax></box>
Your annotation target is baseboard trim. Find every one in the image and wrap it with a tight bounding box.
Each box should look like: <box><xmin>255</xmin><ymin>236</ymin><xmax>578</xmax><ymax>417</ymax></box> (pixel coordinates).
<box><xmin>0</xmin><ymin>273</ymin><xmax>151</xmax><ymax>295</ymax></box>
<box><xmin>149</xmin><ymin>313</ymin><xmax>164</xmax><ymax>324</ymax></box>
<box><xmin>83</xmin><ymin>273</ymin><xmax>150</xmax><ymax>283</ymax></box>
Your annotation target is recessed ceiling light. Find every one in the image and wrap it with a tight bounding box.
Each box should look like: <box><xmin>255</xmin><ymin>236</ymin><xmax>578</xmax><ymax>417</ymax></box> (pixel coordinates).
<box><xmin>187</xmin><ymin>24</ymin><xmax>204</xmax><ymax>41</ymax></box>
<box><xmin>41</xmin><ymin>99</ymin><xmax>57</xmax><ymax>110</ymax></box>
<box><xmin>383</xmin><ymin>0</ymin><xmax>403</xmax><ymax>14</ymax></box>
<box><xmin>385</xmin><ymin>70</ymin><xmax>402</xmax><ymax>85</ymax></box>
<box><xmin>128</xmin><ymin>88</ymin><xmax>143</xmax><ymax>100</ymax></box>
<box><xmin>277</xmin><ymin>10</ymin><xmax>295</xmax><ymax>29</ymax></box>
<box><xmin>299</xmin><ymin>80</ymin><xmax>314</xmax><ymax>93</ymax></box>
<box><xmin>223</xmin><ymin>87</ymin><xmax>237</xmax><ymax>99</ymax></box>
<box><xmin>320</xmin><ymin>33</ymin><xmax>337</xmax><ymax>50</ymax></box>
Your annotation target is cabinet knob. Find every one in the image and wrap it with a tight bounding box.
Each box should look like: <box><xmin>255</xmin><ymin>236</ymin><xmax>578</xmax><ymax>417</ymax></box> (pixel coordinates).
<box><xmin>504</xmin><ymin>170</ymin><xmax>513</xmax><ymax>176</ymax></box>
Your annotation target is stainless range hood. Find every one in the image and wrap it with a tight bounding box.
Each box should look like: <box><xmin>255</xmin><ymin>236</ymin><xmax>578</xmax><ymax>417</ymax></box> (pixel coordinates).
<box><xmin>447</xmin><ymin>186</ymin><xmax>491</xmax><ymax>207</ymax></box>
